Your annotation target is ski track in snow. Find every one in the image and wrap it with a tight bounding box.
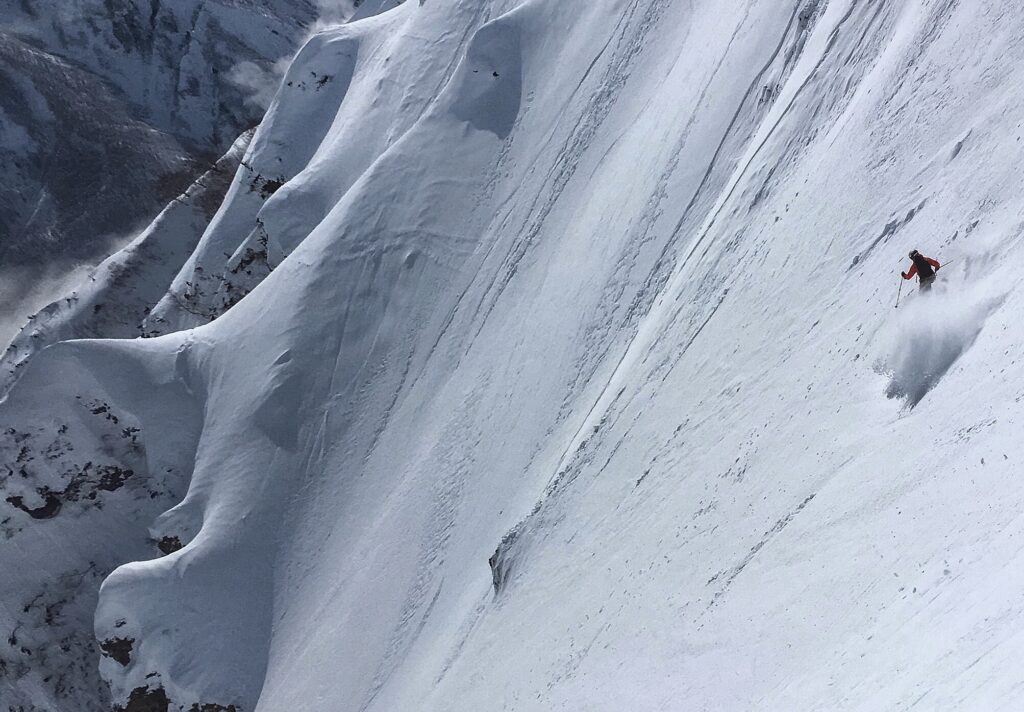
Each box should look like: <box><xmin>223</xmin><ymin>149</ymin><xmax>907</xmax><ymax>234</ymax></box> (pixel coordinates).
<box><xmin>3</xmin><ymin>0</ymin><xmax>1024</xmax><ymax>710</ymax></box>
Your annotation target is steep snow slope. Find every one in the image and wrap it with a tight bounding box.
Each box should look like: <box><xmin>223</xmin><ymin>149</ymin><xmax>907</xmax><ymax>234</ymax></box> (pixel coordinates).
<box><xmin>4</xmin><ymin>0</ymin><xmax>1024</xmax><ymax>710</ymax></box>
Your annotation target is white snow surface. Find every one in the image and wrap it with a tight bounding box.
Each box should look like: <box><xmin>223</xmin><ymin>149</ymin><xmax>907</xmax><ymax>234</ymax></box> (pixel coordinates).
<box><xmin>3</xmin><ymin>0</ymin><xmax>1024</xmax><ymax>709</ymax></box>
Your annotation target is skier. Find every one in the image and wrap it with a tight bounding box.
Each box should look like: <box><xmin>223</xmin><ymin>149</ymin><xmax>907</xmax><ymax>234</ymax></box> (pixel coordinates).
<box><xmin>901</xmin><ymin>249</ymin><xmax>941</xmax><ymax>291</ymax></box>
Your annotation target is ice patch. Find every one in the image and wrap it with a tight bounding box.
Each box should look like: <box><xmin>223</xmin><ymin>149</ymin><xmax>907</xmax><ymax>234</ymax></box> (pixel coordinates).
<box><xmin>875</xmin><ymin>275</ymin><xmax>1003</xmax><ymax>407</ymax></box>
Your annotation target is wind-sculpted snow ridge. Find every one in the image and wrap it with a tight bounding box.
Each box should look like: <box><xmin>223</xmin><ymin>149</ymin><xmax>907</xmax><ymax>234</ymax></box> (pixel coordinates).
<box><xmin>5</xmin><ymin>0</ymin><xmax>1024</xmax><ymax>710</ymax></box>
<box><xmin>145</xmin><ymin>1</ymin><xmax>495</xmax><ymax>334</ymax></box>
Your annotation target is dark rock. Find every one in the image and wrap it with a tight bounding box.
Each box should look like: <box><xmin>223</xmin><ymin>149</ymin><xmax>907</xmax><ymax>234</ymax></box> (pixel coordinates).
<box><xmin>115</xmin><ymin>685</ymin><xmax>169</xmax><ymax>712</ymax></box>
<box><xmin>95</xmin><ymin>465</ymin><xmax>134</xmax><ymax>491</ymax></box>
<box><xmin>156</xmin><ymin>536</ymin><xmax>183</xmax><ymax>555</ymax></box>
<box><xmin>488</xmin><ymin>528</ymin><xmax>519</xmax><ymax>595</ymax></box>
<box><xmin>6</xmin><ymin>492</ymin><xmax>62</xmax><ymax>519</ymax></box>
<box><xmin>258</xmin><ymin>177</ymin><xmax>284</xmax><ymax>198</ymax></box>
<box><xmin>100</xmin><ymin>637</ymin><xmax>134</xmax><ymax>666</ymax></box>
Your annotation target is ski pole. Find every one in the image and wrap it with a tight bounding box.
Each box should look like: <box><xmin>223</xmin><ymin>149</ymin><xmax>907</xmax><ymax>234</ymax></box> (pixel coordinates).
<box><xmin>895</xmin><ymin>277</ymin><xmax>903</xmax><ymax>309</ymax></box>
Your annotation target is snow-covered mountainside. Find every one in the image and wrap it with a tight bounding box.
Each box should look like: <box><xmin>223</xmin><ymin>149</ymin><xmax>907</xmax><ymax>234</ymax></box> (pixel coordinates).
<box><xmin>0</xmin><ymin>131</ymin><xmax>253</xmax><ymax>393</ymax></box>
<box><xmin>4</xmin><ymin>0</ymin><xmax>1024</xmax><ymax>710</ymax></box>
<box><xmin>2</xmin><ymin>0</ymin><xmax>318</xmax><ymax>150</ymax></box>
<box><xmin>0</xmin><ymin>0</ymin><xmax>317</xmax><ymax>320</ymax></box>
<box><xmin>0</xmin><ymin>31</ymin><xmax>198</xmax><ymax>266</ymax></box>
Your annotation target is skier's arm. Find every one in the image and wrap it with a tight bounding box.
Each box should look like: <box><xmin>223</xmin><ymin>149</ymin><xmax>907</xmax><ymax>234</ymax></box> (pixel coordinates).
<box><xmin>901</xmin><ymin>263</ymin><xmax>918</xmax><ymax>279</ymax></box>
<box><xmin>927</xmin><ymin>257</ymin><xmax>940</xmax><ymax>270</ymax></box>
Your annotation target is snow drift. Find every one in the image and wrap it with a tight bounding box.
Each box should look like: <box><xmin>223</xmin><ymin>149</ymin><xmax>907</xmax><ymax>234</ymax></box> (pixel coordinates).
<box><xmin>4</xmin><ymin>0</ymin><xmax>1024</xmax><ymax>710</ymax></box>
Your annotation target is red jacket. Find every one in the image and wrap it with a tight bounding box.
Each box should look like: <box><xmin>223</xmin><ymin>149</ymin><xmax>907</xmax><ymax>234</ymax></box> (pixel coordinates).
<box><xmin>902</xmin><ymin>256</ymin><xmax>940</xmax><ymax>280</ymax></box>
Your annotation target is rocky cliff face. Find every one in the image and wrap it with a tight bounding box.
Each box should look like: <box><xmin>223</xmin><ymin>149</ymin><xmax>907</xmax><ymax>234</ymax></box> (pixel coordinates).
<box><xmin>0</xmin><ymin>32</ymin><xmax>197</xmax><ymax>266</ymax></box>
<box><xmin>0</xmin><ymin>0</ymin><xmax>318</xmax><ymax>312</ymax></box>
<box><xmin>3</xmin><ymin>0</ymin><xmax>320</xmax><ymax>151</ymax></box>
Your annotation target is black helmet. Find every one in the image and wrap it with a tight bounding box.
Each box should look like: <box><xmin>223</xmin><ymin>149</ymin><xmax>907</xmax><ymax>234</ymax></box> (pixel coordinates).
<box><xmin>908</xmin><ymin>249</ymin><xmax>919</xmax><ymax>258</ymax></box>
